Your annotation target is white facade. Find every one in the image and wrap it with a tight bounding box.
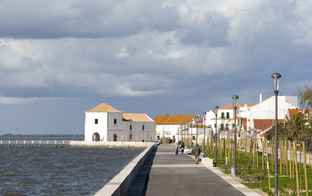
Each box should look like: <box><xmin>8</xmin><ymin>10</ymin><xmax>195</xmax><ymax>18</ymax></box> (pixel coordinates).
<box><xmin>155</xmin><ymin>124</ymin><xmax>180</xmax><ymax>141</ymax></box>
<box><xmin>203</xmin><ymin>95</ymin><xmax>299</xmax><ymax>139</ymax></box>
<box><xmin>155</xmin><ymin>114</ymin><xmax>196</xmax><ymax>142</ymax></box>
<box><xmin>84</xmin><ymin>103</ymin><xmax>155</xmax><ymax>142</ymax></box>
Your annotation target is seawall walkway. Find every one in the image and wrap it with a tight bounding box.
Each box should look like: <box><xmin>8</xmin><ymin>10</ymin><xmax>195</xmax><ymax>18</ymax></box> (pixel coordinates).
<box><xmin>126</xmin><ymin>145</ymin><xmax>262</xmax><ymax>196</ymax></box>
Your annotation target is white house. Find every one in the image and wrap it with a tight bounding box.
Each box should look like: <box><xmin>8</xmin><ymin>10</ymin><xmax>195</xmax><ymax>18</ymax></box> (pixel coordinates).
<box><xmin>84</xmin><ymin>103</ymin><xmax>155</xmax><ymax>142</ymax></box>
<box><xmin>203</xmin><ymin>94</ymin><xmax>299</xmax><ymax>139</ymax></box>
<box><xmin>155</xmin><ymin>114</ymin><xmax>196</xmax><ymax>142</ymax></box>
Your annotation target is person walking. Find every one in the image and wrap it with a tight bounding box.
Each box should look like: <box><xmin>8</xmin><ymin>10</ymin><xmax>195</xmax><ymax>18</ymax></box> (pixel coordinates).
<box><xmin>180</xmin><ymin>142</ymin><xmax>185</xmax><ymax>153</ymax></box>
<box><xmin>193</xmin><ymin>144</ymin><xmax>201</xmax><ymax>164</ymax></box>
<box><xmin>174</xmin><ymin>142</ymin><xmax>179</xmax><ymax>155</ymax></box>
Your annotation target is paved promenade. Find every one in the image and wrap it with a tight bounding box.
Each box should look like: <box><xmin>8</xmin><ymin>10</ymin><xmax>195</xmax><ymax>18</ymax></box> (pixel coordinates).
<box><xmin>126</xmin><ymin>145</ymin><xmax>262</xmax><ymax>196</ymax></box>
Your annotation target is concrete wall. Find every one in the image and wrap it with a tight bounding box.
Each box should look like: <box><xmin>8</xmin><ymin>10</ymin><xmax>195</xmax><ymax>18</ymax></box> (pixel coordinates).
<box><xmin>91</xmin><ymin>142</ymin><xmax>155</xmax><ymax>196</ymax></box>
<box><xmin>70</xmin><ymin>141</ymin><xmax>154</xmax><ymax>148</ymax></box>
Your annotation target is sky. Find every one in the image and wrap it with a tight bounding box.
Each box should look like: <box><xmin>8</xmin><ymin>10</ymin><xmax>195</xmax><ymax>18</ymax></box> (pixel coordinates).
<box><xmin>0</xmin><ymin>0</ymin><xmax>312</xmax><ymax>135</ymax></box>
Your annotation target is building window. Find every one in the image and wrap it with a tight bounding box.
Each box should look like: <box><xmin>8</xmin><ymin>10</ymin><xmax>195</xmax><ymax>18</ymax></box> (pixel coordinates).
<box><xmin>221</xmin><ymin>124</ymin><xmax>224</xmax><ymax>130</ymax></box>
<box><xmin>214</xmin><ymin>124</ymin><xmax>216</xmax><ymax>128</ymax></box>
<box><xmin>226</xmin><ymin>112</ymin><xmax>230</xmax><ymax>119</ymax></box>
<box><xmin>114</xmin><ymin>119</ymin><xmax>117</xmax><ymax>125</ymax></box>
<box><xmin>130</xmin><ymin>125</ymin><xmax>132</xmax><ymax>130</ymax></box>
<box><xmin>95</xmin><ymin>119</ymin><xmax>98</xmax><ymax>124</ymax></box>
<box><xmin>142</xmin><ymin>125</ymin><xmax>145</xmax><ymax>130</ymax></box>
<box><xmin>226</xmin><ymin>124</ymin><xmax>229</xmax><ymax>130</ymax></box>
<box><xmin>221</xmin><ymin>112</ymin><xmax>225</xmax><ymax>119</ymax></box>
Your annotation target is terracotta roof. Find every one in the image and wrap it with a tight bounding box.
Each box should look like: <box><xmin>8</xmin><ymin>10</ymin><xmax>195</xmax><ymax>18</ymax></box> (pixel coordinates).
<box><xmin>123</xmin><ymin>113</ymin><xmax>154</xmax><ymax>122</ymax></box>
<box><xmin>288</xmin><ymin>108</ymin><xmax>304</xmax><ymax>118</ymax></box>
<box><xmin>241</xmin><ymin>117</ymin><xmax>247</xmax><ymax>131</ymax></box>
<box><xmin>155</xmin><ymin>114</ymin><xmax>196</xmax><ymax>125</ymax></box>
<box><xmin>219</xmin><ymin>104</ymin><xmax>254</xmax><ymax>110</ymax></box>
<box><xmin>253</xmin><ymin>119</ymin><xmax>284</xmax><ymax>131</ymax></box>
<box><xmin>86</xmin><ymin>103</ymin><xmax>122</xmax><ymax>113</ymax></box>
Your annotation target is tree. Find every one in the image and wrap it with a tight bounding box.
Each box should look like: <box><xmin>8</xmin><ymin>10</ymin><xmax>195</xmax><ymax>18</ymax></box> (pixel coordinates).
<box><xmin>298</xmin><ymin>85</ymin><xmax>312</xmax><ymax>109</ymax></box>
<box><xmin>283</xmin><ymin>112</ymin><xmax>310</xmax><ymax>141</ymax></box>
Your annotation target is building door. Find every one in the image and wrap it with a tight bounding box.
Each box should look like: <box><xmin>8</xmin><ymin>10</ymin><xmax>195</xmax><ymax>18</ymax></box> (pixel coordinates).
<box><xmin>113</xmin><ymin>134</ymin><xmax>117</xmax><ymax>141</ymax></box>
<box><xmin>129</xmin><ymin>134</ymin><xmax>132</xmax><ymax>141</ymax></box>
<box><xmin>92</xmin><ymin>132</ymin><xmax>100</xmax><ymax>141</ymax></box>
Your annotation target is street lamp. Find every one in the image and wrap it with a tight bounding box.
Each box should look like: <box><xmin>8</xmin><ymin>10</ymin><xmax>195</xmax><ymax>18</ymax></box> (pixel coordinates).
<box><xmin>271</xmin><ymin>72</ymin><xmax>281</xmax><ymax>196</ymax></box>
<box><xmin>203</xmin><ymin>112</ymin><xmax>207</xmax><ymax>155</ymax></box>
<box><xmin>187</xmin><ymin>121</ymin><xmax>189</xmax><ymax>147</ymax></box>
<box><xmin>195</xmin><ymin>114</ymin><xmax>200</xmax><ymax>145</ymax></box>
<box><xmin>232</xmin><ymin>95</ymin><xmax>239</xmax><ymax>177</ymax></box>
<box><xmin>214</xmin><ymin>106</ymin><xmax>219</xmax><ymax>166</ymax></box>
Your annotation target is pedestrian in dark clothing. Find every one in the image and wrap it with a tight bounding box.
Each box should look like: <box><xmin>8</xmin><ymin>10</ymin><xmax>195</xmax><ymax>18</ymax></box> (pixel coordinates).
<box><xmin>193</xmin><ymin>144</ymin><xmax>201</xmax><ymax>164</ymax></box>
<box><xmin>180</xmin><ymin>142</ymin><xmax>185</xmax><ymax>153</ymax></box>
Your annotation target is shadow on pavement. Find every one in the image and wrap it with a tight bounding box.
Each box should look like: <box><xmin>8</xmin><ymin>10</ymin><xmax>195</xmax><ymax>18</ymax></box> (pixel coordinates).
<box><xmin>125</xmin><ymin>146</ymin><xmax>158</xmax><ymax>196</ymax></box>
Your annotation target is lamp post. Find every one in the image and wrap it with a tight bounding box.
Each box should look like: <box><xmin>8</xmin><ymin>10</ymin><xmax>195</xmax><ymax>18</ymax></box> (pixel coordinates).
<box><xmin>187</xmin><ymin>121</ymin><xmax>189</xmax><ymax>147</ymax></box>
<box><xmin>203</xmin><ymin>112</ymin><xmax>207</xmax><ymax>155</ymax></box>
<box><xmin>190</xmin><ymin>120</ymin><xmax>193</xmax><ymax>147</ymax></box>
<box><xmin>214</xmin><ymin>106</ymin><xmax>219</xmax><ymax>166</ymax></box>
<box><xmin>271</xmin><ymin>72</ymin><xmax>281</xmax><ymax>196</ymax></box>
<box><xmin>232</xmin><ymin>95</ymin><xmax>239</xmax><ymax>177</ymax></box>
<box><xmin>195</xmin><ymin>114</ymin><xmax>200</xmax><ymax>145</ymax></box>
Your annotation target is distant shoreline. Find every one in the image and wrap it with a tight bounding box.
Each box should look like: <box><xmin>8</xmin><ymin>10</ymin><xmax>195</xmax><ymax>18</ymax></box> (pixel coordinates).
<box><xmin>70</xmin><ymin>141</ymin><xmax>154</xmax><ymax>148</ymax></box>
<box><xmin>0</xmin><ymin>134</ymin><xmax>84</xmax><ymax>140</ymax></box>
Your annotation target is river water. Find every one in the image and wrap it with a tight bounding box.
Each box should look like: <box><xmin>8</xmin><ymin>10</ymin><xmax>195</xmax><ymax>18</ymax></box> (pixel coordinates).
<box><xmin>0</xmin><ymin>145</ymin><xmax>143</xmax><ymax>196</ymax></box>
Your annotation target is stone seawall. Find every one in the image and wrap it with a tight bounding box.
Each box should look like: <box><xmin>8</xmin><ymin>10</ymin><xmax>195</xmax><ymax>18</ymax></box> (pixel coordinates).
<box><xmin>69</xmin><ymin>141</ymin><xmax>154</xmax><ymax>148</ymax></box>
<box><xmin>94</xmin><ymin>143</ymin><xmax>155</xmax><ymax>196</ymax></box>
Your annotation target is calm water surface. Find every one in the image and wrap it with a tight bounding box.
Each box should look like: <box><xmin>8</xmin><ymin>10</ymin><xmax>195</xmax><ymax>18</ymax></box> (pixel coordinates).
<box><xmin>0</xmin><ymin>146</ymin><xmax>143</xmax><ymax>196</ymax></box>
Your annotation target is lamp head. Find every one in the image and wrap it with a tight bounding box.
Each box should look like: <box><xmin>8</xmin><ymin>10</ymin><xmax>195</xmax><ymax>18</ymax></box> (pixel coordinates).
<box><xmin>271</xmin><ymin>72</ymin><xmax>282</xmax><ymax>94</ymax></box>
<box><xmin>214</xmin><ymin>106</ymin><xmax>219</xmax><ymax>116</ymax></box>
<box><xmin>232</xmin><ymin>95</ymin><xmax>239</xmax><ymax>108</ymax></box>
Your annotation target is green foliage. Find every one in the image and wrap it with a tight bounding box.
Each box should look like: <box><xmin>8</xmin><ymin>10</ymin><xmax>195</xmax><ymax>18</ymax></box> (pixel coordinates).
<box><xmin>299</xmin><ymin>85</ymin><xmax>312</xmax><ymax>109</ymax></box>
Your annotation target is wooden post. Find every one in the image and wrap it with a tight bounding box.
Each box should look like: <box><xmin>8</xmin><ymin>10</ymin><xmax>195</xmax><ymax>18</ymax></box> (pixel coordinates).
<box><xmin>290</xmin><ymin>141</ymin><xmax>293</xmax><ymax>179</ymax></box>
<box><xmin>244</xmin><ymin>138</ymin><xmax>247</xmax><ymax>155</ymax></box>
<box><xmin>262</xmin><ymin>140</ymin><xmax>264</xmax><ymax>170</ymax></box>
<box><xmin>303</xmin><ymin>141</ymin><xmax>309</xmax><ymax>196</ymax></box>
<box><xmin>256</xmin><ymin>141</ymin><xmax>259</xmax><ymax>168</ymax></box>
<box><xmin>266</xmin><ymin>139</ymin><xmax>269</xmax><ymax>172</ymax></box>
<box><xmin>280</xmin><ymin>140</ymin><xmax>283</xmax><ymax>175</ymax></box>
<box><xmin>293</xmin><ymin>141</ymin><xmax>296</xmax><ymax>179</ymax></box>
<box><xmin>294</xmin><ymin>141</ymin><xmax>299</xmax><ymax>196</ymax></box>
<box><xmin>252</xmin><ymin>140</ymin><xmax>255</xmax><ymax>166</ymax></box>
<box><xmin>271</xmin><ymin>140</ymin><xmax>274</xmax><ymax>173</ymax></box>
<box><xmin>268</xmin><ymin>158</ymin><xmax>271</xmax><ymax>189</ymax></box>
<box><xmin>285</xmin><ymin>140</ymin><xmax>288</xmax><ymax>176</ymax></box>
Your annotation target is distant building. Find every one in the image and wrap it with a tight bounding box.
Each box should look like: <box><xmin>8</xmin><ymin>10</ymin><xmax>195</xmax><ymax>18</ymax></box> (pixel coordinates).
<box><xmin>155</xmin><ymin>114</ymin><xmax>196</xmax><ymax>142</ymax></box>
<box><xmin>203</xmin><ymin>95</ymin><xmax>299</xmax><ymax>139</ymax></box>
<box><xmin>84</xmin><ymin>103</ymin><xmax>155</xmax><ymax>142</ymax></box>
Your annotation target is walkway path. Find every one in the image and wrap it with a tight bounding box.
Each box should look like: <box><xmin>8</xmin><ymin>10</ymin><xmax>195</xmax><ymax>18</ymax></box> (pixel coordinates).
<box><xmin>126</xmin><ymin>145</ymin><xmax>262</xmax><ymax>196</ymax></box>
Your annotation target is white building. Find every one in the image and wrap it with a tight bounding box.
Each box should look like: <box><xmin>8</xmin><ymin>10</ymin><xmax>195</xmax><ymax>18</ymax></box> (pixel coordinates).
<box><xmin>155</xmin><ymin>114</ymin><xmax>196</xmax><ymax>142</ymax></box>
<box><xmin>203</xmin><ymin>95</ymin><xmax>299</xmax><ymax>139</ymax></box>
<box><xmin>84</xmin><ymin>103</ymin><xmax>155</xmax><ymax>142</ymax></box>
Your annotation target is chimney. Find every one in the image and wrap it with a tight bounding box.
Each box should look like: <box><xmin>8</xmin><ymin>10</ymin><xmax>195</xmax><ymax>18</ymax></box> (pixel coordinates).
<box><xmin>259</xmin><ymin>93</ymin><xmax>263</xmax><ymax>103</ymax></box>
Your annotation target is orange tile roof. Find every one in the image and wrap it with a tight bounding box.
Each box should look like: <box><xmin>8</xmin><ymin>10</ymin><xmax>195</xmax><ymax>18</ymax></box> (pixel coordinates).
<box><xmin>241</xmin><ymin>118</ymin><xmax>247</xmax><ymax>131</ymax></box>
<box><xmin>123</xmin><ymin>113</ymin><xmax>154</xmax><ymax>122</ymax></box>
<box><xmin>219</xmin><ymin>104</ymin><xmax>254</xmax><ymax>110</ymax></box>
<box><xmin>155</xmin><ymin>114</ymin><xmax>196</xmax><ymax>125</ymax></box>
<box><xmin>86</xmin><ymin>103</ymin><xmax>122</xmax><ymax>113</ymax></box>
<box><xmin>253</xmin><ymin>119</ymin><xmax>284</xmax><ymax>131</ymax></box>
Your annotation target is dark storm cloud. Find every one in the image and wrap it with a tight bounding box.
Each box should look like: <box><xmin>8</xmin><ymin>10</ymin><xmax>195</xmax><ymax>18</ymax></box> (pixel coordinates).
<box><xmin>1</xmin><ymin>0</ymin><xmax>312</xmax><ymax>134</ymax></box>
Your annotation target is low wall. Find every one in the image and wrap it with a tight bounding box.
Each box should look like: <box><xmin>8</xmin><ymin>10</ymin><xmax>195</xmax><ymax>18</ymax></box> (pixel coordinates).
<box><xmin>69</xmin><ymin>141</ymin><xmax>154</xmax><ymax>148</ymax></box>
<box><xmin>92</xmin><ymin>143</ymin><xmax>155</xmax><ymax>196</ymax></box>
<box><xmin>202</xmin><ymin>157</ymin><xmax>214</xmax><ymax>168</ymax></box>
